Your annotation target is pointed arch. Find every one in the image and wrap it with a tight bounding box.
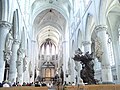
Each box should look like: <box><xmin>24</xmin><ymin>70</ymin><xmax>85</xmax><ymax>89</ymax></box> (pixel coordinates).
<box><xmin>85</xmin><ymin>13</ymin><xmax>95</xmax><ymax>41</ymax></box>
<box><xmin>12</xmin><ymin>9</ymin><xmax>19</xmax><ymax>39</ymax></box>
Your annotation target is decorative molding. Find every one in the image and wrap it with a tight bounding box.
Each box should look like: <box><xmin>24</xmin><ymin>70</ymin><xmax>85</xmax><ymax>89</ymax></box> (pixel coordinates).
<box><xmin>0</xmin><ymin>21</ymin><xmax>12</xmax><ymax>29</ymax></box>
<box><xmin>95</xmin><ymin>25</ymin><xmax>108</xmax><ymax>34</ymax></box>
<box><xmin>3</xmin><ymin>50</ymin><xmax>12</xmax><ymax>64</ymax></box>
<box><xmin>95</xmin><ymin>37</ymin><xmax>103</xmax><ymax>62</ymax></box>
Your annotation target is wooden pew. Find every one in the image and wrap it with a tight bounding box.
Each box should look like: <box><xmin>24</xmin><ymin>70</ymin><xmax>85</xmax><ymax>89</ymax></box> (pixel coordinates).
<box><xmin>64</xmin><ymin>84</ymin><xmax>117</xmax><ymax>90</ymax></box>
<box><xmin>1</xmin><ymin>84</ymin><xmax>120</xmax><ymax>90</ymax></box>
<box><xmin>0</xmin><ymin>86</ymin><xmax>48</xmax><ymax>90</ymax></box>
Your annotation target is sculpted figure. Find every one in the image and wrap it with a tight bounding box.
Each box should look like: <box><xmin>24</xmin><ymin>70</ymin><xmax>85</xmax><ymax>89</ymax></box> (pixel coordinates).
<box><xmin>17</xmin><ymin>44</ymin><xmax>23</xmax><ymax>66</ymax></box>
<box><xmin>5</xmin><ymin>29</ymin><xmax>13</xmax><ymax>51</ymax></box>
<box><xmin>4</xmin><ymin>29</ymin><xmax>13</xmax><ymax>64</ymax></box>
<box><xmin>73</xmin><ymin>48</ymin><xmax>97</xmax><ymax>84</ymax></box>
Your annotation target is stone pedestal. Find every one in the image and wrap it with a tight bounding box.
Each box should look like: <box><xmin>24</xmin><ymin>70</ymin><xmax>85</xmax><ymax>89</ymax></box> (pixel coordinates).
<box><xmin>9</xmin><ymin>39</ymin><xmax>19</xmax><ymax>84</ymax></box>
<box><xmin>95</xmin><ymin>25</ymin><xmax>113</xmax><ymax>83</ymax></box>
<box><xmin>4</xmin><ymin>50</ymin><xmax>12</xmax><ymax>81</ymax></box>
<box><xmin>23</xmin><ymin>55</ymin><xmax>29</xmax><ymax>83</ymax></box>
<box><xmin>0</xmin><ymin>21</ymin><xmax>11</xmax><ymax>82</ymax></box>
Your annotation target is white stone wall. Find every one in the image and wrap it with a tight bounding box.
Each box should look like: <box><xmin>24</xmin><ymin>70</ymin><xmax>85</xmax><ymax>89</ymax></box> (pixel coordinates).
<box><xmin>1</xmin><ymin>0</ymin><xmax>120</xmax><ymax>85</ymax></box>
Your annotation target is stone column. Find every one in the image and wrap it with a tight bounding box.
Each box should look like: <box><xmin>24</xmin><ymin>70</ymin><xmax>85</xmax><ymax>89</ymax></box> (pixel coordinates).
<box><xmin>3</xmin><ymin>50</ymin><xmax>12</xmax><ymax>81</ymax></box>
<box><xmin>16</xmin><ymin>46</ymin><xmax>24</xmax><ymax>85</ymax></box>
<box><xmin>0</xmin><ymin>21</ymin><xmax>11</xmax><ymax>82</ymax></box>
<box><xmin>30</xmin><ymin>40</ymin><xmax>36</xmax><ymax>83</ymax></box>
<box><xmin>95</xmin><ymin>25</ymin><xmax>113</xmax><ymax>83</ymax></box>
<box><xmin>112</xmin><ymin>41</ymin><xmax>120</xmax><ymax>83</ymax></box>
<box><xmin>23</xmin><ymin>55</ymin><xmax>29</xmax><ymax>83</ymax></box>
<box><xmin>9</xmin><ymin>39</ymin><xmax>19</xmax><ymax>84</ymax></box>
<box><xmin>82</xmin><ymin>41</ymin><xmax>91</xmax><ymax>53</ymax></box>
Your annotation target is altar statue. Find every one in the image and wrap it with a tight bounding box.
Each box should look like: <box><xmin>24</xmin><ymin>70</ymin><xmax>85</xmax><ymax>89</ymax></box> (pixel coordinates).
<box><xmin>73</xmin><ymin>48</ymin><xmax>97</xmax><ymax>84</ymax></box>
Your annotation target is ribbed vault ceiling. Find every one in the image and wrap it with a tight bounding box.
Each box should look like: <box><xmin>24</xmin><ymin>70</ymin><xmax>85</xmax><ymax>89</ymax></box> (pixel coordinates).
<box><xmin>34</xmin><ymin>9</ymin><xmax>66</xmax><ymax>47</ymax></box>
<box><xmin>37</xmin><ymin>25</ymin><xmax>61</xmax><ymax>46</ymax></box>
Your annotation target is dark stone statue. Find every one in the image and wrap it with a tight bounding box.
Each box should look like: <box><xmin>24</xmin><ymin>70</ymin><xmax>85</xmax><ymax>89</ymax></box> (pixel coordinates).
<box><xmin>73</xmin><ymin>48</ymin><xmax>97</xmax><ymax>84</ymax></box>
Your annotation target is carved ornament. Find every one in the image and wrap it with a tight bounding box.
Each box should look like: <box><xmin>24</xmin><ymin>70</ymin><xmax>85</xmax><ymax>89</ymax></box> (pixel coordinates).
<box><xmin>0</xmin><ymin>21</ymin><xmax>12</xmax><ymax>29</ymax></box>
<box><xmin>95</xmin><ymin>25</ymin><xmax>108</xmax><ymax>34</ymax></box>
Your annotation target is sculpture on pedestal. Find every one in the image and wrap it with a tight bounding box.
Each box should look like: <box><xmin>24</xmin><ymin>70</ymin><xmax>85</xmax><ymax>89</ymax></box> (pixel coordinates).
<box><xmin>16</xmin><ymin>45</ymin><xmax>23</xmax><ymax>67</ymax></box>
<box><xmin>3</xmin><ymin>29</ymin><xmax>13</xmax><ymax>81</ymax></box>
<box><xmin>73</xmin><ymin>48</ymin><xmax>97</xmax><ymax>84</ymax></box>
<box><xmin>5</xmin><ymin>29</ymin><xmax>13</xmax><ymax>51</ymax></box>
<box><xmin>4</xmin><ymin>29</ymin><xmax>13</xmax><ymax>64</ymax></box>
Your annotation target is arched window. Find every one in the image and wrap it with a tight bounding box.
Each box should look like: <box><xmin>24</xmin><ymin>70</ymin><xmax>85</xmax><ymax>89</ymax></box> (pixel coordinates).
<box><xmin>52</xmin><ymin>45</ymin><xmax>55</xmax><ymax>55</ymax></box>
<box><xmin>41</xmin><ymin>45</ymin><xmax>44</xmax><ymax>55</ymax></box>
<box><xmin>46</xmin><ymin>44</ymin><xmax>50</xmax><ymax>55</ymax></box>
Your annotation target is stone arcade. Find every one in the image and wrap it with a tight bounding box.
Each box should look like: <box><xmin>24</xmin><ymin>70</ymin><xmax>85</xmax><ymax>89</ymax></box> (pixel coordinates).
<box><xmin>0</xmin><ymin>0</ymin><xmax>120</xmax><ymax>87</ymax></box>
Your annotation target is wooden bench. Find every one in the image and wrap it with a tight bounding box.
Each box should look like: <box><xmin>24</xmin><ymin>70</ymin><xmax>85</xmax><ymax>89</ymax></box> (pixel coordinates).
<box><xmin>1</xmin><ymin>84</ymin><xmax>120</xmax><ymax>90</ymax></box>
<box><xmin>0</xmin><ymin>86</ymin><xmax>48</xmax><ymax>90</ymax></box>
<box><xmin>64</xmin><ymin>84</ymin><xmax>119</xmax><ymax>90</ymax></box>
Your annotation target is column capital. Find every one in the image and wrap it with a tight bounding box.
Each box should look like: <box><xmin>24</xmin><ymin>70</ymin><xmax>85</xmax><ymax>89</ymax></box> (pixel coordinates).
<box><xmin>95</xmin><ymin>25</ymin><xmax>108</xmax><ymax>33</ymax></box>
<box><xmin>82</xmin><ymin>41</ymin><xmax>91</xmax><ymax>46</ymax></box>
<box><xmin>0</xmin><ymin>21</ymin><xmax>12</xmax><ymax>29</ymax></box>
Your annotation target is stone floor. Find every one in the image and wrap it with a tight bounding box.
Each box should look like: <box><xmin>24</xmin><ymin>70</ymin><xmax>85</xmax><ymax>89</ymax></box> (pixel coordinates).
<box><xmin>48</xmin><ymin>89</ymin><xmax>56</xmax><ymax>90</ymax></box>
<box><xmin>48</xmin><ymin>86</ymin><xmax>56</xmax><ymax>90</ymax></box>
<box><xmin>48</xmin><ymin>88</ymin><xmax>56</xmax><ymax>90</ymax></box>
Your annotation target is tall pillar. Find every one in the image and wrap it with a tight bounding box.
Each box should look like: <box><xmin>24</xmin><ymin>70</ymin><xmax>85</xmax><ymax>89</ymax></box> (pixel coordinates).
<box><xmin>23</xmin><ymin>55</ymin><xmax>29</xmax><ymax>83</ymax></box>
<box><xmin>16</xmin><ymin>45</ymin><xmax>24</xmax><ymax>85</ymax></box>
<box><xmin>30</xmin><ymin>40</ymin><xmax>36</xmax><ymax>83</ymax></box>
<box><xmin>9</xmin><ymin>39</ymin><xmax>19</xmax><ymax>84</ymax></box>
<box><xmin>0</xmin><ymin>21</ymin><xmax>11</xmax><ymax>82</ymax></box>
<box><xmin>112</xmin><ymin>40</ymin><xmax>120</xmax><ymax>83</ymax></box>
<box><xmin>95</xmin><ymin>25</ymin><xmax>113</xmax><ymax>83</ymax></box>
<box><xmin>82</xmin><ymin>41</ymin><xmax>91</xmax><ymax>53</ymax></box>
